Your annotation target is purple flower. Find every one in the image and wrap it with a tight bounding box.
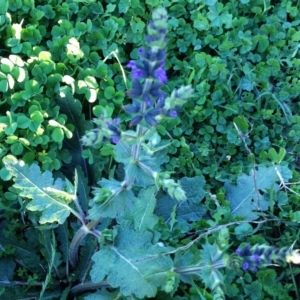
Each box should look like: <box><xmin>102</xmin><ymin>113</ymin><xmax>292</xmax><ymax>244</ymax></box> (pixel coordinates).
<box><xmin>252</xmin><ymin>254</ymin><xmax>260</xmax><ymax>262</ymax></box>
<box><xmin>132</xmin><ymin>69</ymin><xmax>146</xmax><ymax>79</ymax></box>
<box><xmin>236</xmin><ymin>248</ymin><xmax>242</xmax><ymax>255</ymax></box>
<box><xmin>111</xmin><ymin>136</ymin><xmax>119</xmax><ymax>144</ymax></box>
<box><xmin>127</xmin><ymin>61</ymin><xmax>137</xmax><ymax>69</ymax></box>
<box><xmin>242</xmin><ymin>262</ymin><xmax>249</xmax><ymax>271</ymax></box>
<box><xmin>154</xmin><ymin>67</ymin><xmax>167</xmax><ymax>83</ymax></box>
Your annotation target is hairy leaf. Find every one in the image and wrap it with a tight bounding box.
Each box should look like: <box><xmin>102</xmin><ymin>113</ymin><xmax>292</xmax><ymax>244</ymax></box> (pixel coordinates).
<box><xmin>90</xmin><ymin>226</ymin><xmax>173</xmax><ymax>298</ymax></box>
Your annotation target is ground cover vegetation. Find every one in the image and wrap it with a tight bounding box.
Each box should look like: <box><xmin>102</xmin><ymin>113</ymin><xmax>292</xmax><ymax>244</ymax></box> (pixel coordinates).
<box><xmin>1</xmin><ymin>0</ymin><xmax>300</xmax><ymax>299</ymax></box>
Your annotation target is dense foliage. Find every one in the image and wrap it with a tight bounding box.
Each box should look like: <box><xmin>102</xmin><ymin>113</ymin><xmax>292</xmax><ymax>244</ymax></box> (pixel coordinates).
<box><xmin>1</xmin><ymin>0</ymin><xmax>300</xmax><ymax>299</ymax></box>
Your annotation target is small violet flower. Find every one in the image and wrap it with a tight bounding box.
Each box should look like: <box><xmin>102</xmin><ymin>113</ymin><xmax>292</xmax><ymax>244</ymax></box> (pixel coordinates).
<box><xmin>124</xmin><ymin>8</ymin><xmax>185</xmax><ymax>127</ymax></box>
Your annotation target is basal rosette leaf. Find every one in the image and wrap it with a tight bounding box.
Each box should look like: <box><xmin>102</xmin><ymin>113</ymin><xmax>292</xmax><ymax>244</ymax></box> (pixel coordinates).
<box><xmin>90</xmin><ymin>226</ymin><xmax>173</xmax><ymax>298</ymax></box>
<box><xmin>3</xmin><ymin>155</ymin><xmax>78</xmax><ymax>224</ymax></box>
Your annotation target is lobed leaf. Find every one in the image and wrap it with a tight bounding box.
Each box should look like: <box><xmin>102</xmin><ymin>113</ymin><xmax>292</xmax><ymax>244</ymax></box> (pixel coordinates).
<box><xmin>3</xmin><ymin>155</ymin><xmax>76</xmax><ymax>224</ymax></box>
<box><xmin>224</xmin><ymin>165</ymin><xmax>288</xmax><ymax>220</ymax></box>
<box><xmin>90</xmin><ymin>226</ymin><xmax>173</xmax><ymax>298</ymax></box>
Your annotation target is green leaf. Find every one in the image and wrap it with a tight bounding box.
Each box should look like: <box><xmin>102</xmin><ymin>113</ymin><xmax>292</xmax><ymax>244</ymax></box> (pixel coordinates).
<box><xmin>0</xmin><ymin>232</ymin><xmax>43</xmax><ymax>274</ymax></box>
<box><xmin>234</xmin><ymin>223</ymin><xmax>253</xmax><ymax>240</ymax></box>
<box><xmin>155</xmin><ymin>176</ymin><xmax>207</xmax><ymax>229</ymax></box>
<box><xmin>290</xmin><ymin>211</ymin><xmax>300</xmax><ymax>223</ymax></box>
<box><xmin>10</xmin><ymin>142</ymin><xmax>23</xmax><ymax>155</ymax></box>
<box><xmin>114</xmin><ymin>142</ymin><xmax>169</xmax><ymax>187</ymax></box>
<box><xmin>118</xmin><ymin>0</ymin><xmax>130</xmax><ymax>13</ymax></box>
<box><xmin>205</xmin><ymin>0</ymin><xmax>217</xmax><ymax>5</ymax></box>
<box><xmin>244</xmin><ymin>281</ymin><xmax>262</xmax><ymax>300</ymax></box>
<box><xmin>268</xmin><ymin>148</ymin><xmax>286</xmax><ymax>163</ymax></box>
<box><xmin>17</xmin><ymin>115</ymin><xmax>31</xmax><ymax>129</ymax></box>
<box><xmin>0</xmin><ymin>78</ymin><xmax>8</xmax><ymax>92</ymax></box>
<box><xmin>3</xmin><ymin>155</ymin><xmax>76</xmax><ymax>224</ymax></box>
<box><xmin>56</xmin><ymin>87</ymin><xmax>90</xmax><ymax>181</ymax></box>
<box><xmin>104</xmin><ymin>86</ymin><xmax>115</xmax><ymax>99</ymax></box>
<box><xmin>88</xmin><ymin>180</ymin><xmax>136</xmax><ymax>220</ymax></box>
<box><xmin>90</xmin><ymin>227</ymin><xmax>173</xmax><ymax>298</ymax></box>
<box><xmin>233</xmin><ymin>115</ymin><xmax>249</xmax><ymax>133</ymax></box>
<box><xmin>224</xmin><ymin>166</ymin><xmax>286</xmax><ymax>220</ymax></box>
<box><xmin>132</xmin><ymin>186</ymin><xmax>158</xmax><ymax>231</ymax></box>
<box><xmin>207</xmin><ymin>3</ymin><xmax>232</xmax><ymax>28</ymax></box>
<box><xmin>75</xmin><ymin>167</ymin><xmax>90</xmax><ymax>213</ymax></box>
<box><xmin>84</xmin><ymin>290</ymin><xmax>125</xmax><ymax>300</ymax></box>
<box><xmin>0</xmin><ymin>258</ymin><xmax>16</xmax><ymax>283</ymax></box>
<box><xmin>1</xmin><ymin>57</ymin><xmax>14</xmax><ymax>72</ymax></box>
<box><xmin>23</xmin><ymin>79</ymin><xmax>43</xmax><ymax>99</ymax></box>
<box><xmin>51</xmin><ymin>127</ymin><xmax>64</xmax><ymax>143</ymax></box>
<box><xmin>56</xmin><ymin>224</ymin><xmax>69</xmax><ymax>264</ymax></box>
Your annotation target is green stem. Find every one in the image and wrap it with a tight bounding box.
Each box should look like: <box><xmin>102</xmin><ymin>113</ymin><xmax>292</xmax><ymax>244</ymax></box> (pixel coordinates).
<box><xmin>68</xmin><ymin>281</ymin><xmax>110</xmax><ymax>298</ymax></box>
<box><xmin>289</xmin><ymin>263</ymin><xmax>300</xmax><ymax>300</ymax></box>
<box><xmin>69</xmin><ymin>226</ymin><xmax>90</xmax><ymax>268</ymax></box>
<box><xmin>69</xmin><ymin>187</ymin><xmax>124</xmax><ymax>268</ymax></box>
<box><xmin>173</xmin><ymin>261</ymin><xmax>227</xmax><ymax>274</ymax></box>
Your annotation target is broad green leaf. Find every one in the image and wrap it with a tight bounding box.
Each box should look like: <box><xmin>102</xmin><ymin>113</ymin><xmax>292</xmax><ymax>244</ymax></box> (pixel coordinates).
<box><xmin>132</xmin><ymin>186</ymin><xmax>158</xmax><ymax>231</ymax></box>
<box><xmin>155</xmin><ymin>176</ymin><xmax>207</xmax><ymax>229</ymax></box>
<box><xmin>3</xmin><ymin>155</ymin><xmax>76</xmax><ymax>224</ymax></box>
<box><xmin>114</xmin><ymin>142</ymin><xmax>169</xmax><ymax>187</ymax></box>
<box><xmin>90</xmin><ymin>227</ymin><xmax>173</xmax><ymax>298</ymax></box>
<box><xmin>88</xmin><ymin>179</ymin><xmax>136</xmax><ymax>220</ymax></box>
<box><xmin>224</xmin><ymin>166</ymin><xmax>288</xmax><ymax>220</ymax></box>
